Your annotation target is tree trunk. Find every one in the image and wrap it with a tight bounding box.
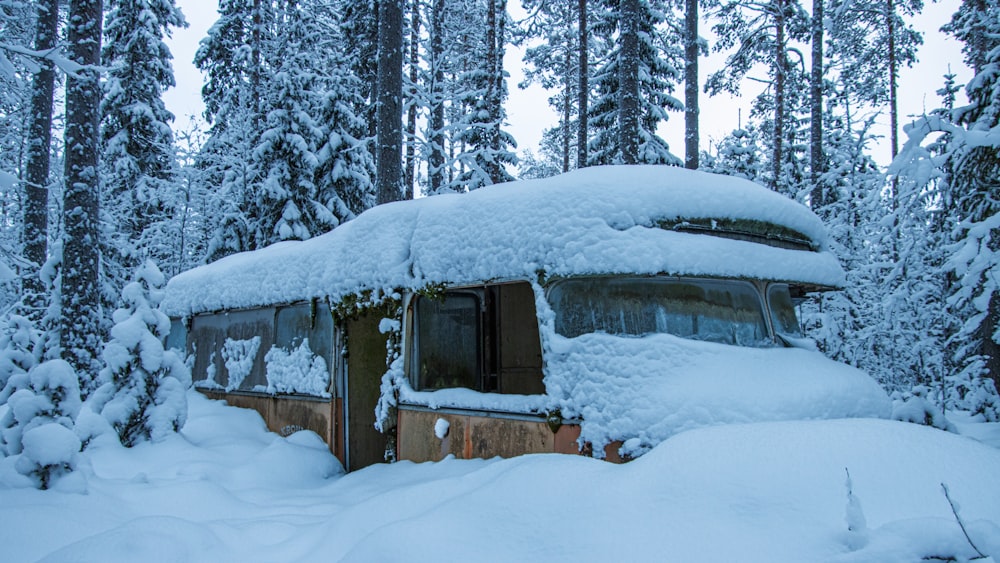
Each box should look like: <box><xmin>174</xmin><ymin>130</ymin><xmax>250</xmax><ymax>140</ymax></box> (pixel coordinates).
<box><xmin>562</xmin><ymin>49</ymin><xmax>572</xmax><ymax>173</ymax></box>
<box><xmin>484</xmin><ymin>0</ymin><xmax>504</xmax><ymax>184</ymax></box>
<box><xmin>376</xmin><ymin>0</ymin><xmax>404</xmax><ymax>204</ymax></box>
<box><xmin>577</xmin><ymin>0</ymin><xmax>588</xmax><ymax>169</ymax></box>
<box><xmin>429</xmin><ymin>0</ymin><xmax>445</xmax><ymax>192</ymax></box>
<box><xmin>618</xmin><ymin>0</ymin><xmax>639</xmax><ymax>164</ymax></box>
<box><xmin>22</xmin><ymin>0</ymin><xmax>59</xmax><ymax>316</ymax></box>
<box><xmin>62</xmin><ymin>0</ymin><xmax>104</xmax><ymax>390</ymax></box>
<box><xmin>772</xmin><ymin>0</ymin><xmax>786</xmax><ymax>191</ymax></box>
<box><xmin>684</xmin><ymin>0</ymin><xmax>699</xmax><ymax>169</ymax></box>
<box><xmin>809</xmin><ymin>0</ymin><xmax>824</xmax><ymax>209</ymax></box>
<box><xmin>404</xmin><ymin>0</ymin><xmax>419</xmax><ymax>199</ymax></box>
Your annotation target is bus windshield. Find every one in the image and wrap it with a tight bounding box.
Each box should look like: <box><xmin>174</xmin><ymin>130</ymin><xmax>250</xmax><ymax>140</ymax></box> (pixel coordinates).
<box><xmin>547</xmin><ymin>277</ymin><xmax>773</xmax><ymax>347</ymax></box>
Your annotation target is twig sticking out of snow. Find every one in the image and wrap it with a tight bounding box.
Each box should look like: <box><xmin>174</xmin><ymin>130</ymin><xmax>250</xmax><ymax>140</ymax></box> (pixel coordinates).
<box><xmin>941</xmin><ymin>483</ymin><xmax>987</xmax><ymax>560</ymax></box>
<box><xmin>844</xmin><ymin>468</ymin><xmax>868</xmax><ymax>551</ymax></box>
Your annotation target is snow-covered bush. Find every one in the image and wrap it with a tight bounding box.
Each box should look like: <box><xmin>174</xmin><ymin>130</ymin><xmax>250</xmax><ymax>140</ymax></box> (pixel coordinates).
<box><xmin>946</xmin><ymin>369</ymin><xmax>1000</xmax><ymax>422</ymax></box>
<box><xmin>94</xmin><ymin>261</ymin><xmax>188</xmax><ymax>447</ymax></box>
<box><xmin>0</xmin><ymin>359</ymin><xmax>82</xmax><ymax>489</ymax></box>
<box><xmin>0</xmin><ymin>315</ymin><xmax>39</xmax><ymax>391</ymax></box>
<box><xmin>891</xmin><ymin>385</ymin><xmax>957</xmax><ymax>432</ymax></box>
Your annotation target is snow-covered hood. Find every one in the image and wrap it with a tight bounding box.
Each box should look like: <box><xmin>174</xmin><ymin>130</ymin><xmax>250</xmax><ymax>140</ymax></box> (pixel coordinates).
<box><xmin>543</xmin><ymin>332</ymin><xmax>892</xmax><ymax>457</ymax></box>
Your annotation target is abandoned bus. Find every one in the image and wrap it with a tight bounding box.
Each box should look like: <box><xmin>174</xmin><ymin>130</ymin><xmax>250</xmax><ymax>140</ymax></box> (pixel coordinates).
<box><xmin>161</xmin><ymin>165</ymin><xmax>890</xmax><ymax>471</ymax></box>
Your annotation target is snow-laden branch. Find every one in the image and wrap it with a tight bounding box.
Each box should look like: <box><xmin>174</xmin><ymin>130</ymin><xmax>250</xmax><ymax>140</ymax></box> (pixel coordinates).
<box><xmin>0</xmin><ymin>42</ymin><xmax>90</xmax><ymax>77</ymax></box>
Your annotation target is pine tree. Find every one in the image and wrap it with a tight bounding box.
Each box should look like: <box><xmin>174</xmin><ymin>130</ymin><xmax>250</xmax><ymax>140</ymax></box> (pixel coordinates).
<box><xmin>92</xmin><ymin>261</ymin><xmax>188</xmax><ymax>446</ymax></box>
<box><xmin>251</xmin><ymin>0</ymin><xmax>331</xmax><ymax>243</ymax></box>
<box><xmin>100</xmin><ymin>0</ymin><xmax>187</xmax><ymax>301</ymax></box>
<box><xmin>708</xmin><ymin>0</ymin><xmax>810</xmax><ymax>191</ymax></box>
<box><xmin>943</xmin><ymin>0</ymin><xmax>1000</xmax><ymax>399</ymax></box>
<box><xmin>0</xmin><ymin>358</ymin><xmax>83</xmax><ymax>489</ymax></box>
<box><xmin>520</xmin><ymin>0</ymin><xmax>582</xmax><ymax>173</ymax></box>
<box><xmin>451</xmin><ymin>0</ymin><xmax>516</xmax><ymax>191</ymax></box>
<box><xmin>588</xmin><ymin>0</ymin><xmax>683</xmax><ymax>166</ymax></box>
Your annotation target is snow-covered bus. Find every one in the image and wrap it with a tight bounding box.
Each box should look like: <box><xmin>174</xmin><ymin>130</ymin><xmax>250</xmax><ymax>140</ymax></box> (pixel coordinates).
<box><xmin>161</xmin><ymin>165</ymin><xmax>890</xmax><ymax>471</ymax></box>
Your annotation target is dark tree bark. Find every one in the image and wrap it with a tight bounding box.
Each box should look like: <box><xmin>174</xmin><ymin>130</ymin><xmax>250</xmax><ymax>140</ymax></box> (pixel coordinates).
<box><xmin>22</xmin><ymin>0</ymin><xmax>59</xmax><ymax>316</ymax></box>
<box><xmin>772</xmin><ymin>0</ymin><xmax>786</xmax><ymax>191</ymax></box>
<box><xmin>577</xmin><ymin>0</ymin><xmax>589</xmax><ymax>169</ymax></box>
<box><xmin>404</xmin><ymin>0</ymin><xmax>419</xmax><ymax>199</ymax></box>
<box><xmin>62</xmin><ymin>0</ymin><xmax>104</xmax><ymax>389</ymax></box>
<box><xmin>684</xmin><ymin>0</ymin><xmax>699</xmax><ymax>169</ymax></box>
<box><xmin>483</xmin><ymin>0</ymin><xmax>506</xmax><ymax>184</ymax></box>
<box><xmin>618</xmin><ymin>0</ymin><xmax>640</xmax><ymax>164</ymax></box>
<box><xmin>428</xmin><ymin>0</ymin><xmax>446</xmax><ymax>192</ymax></box>
<box><xmin>809</xmin><ymin>0</ymin><xmax>825</xmax><ymax>208</ymax></box>
<box><xmin>562</xmin><ymin>49</ymin><xmax>572</xmax><ymax>173</ymax></box>
<box><xmin>376</xmin><ymin>0</ymin><xmax>404</xmax><ymax>204</ymax></box>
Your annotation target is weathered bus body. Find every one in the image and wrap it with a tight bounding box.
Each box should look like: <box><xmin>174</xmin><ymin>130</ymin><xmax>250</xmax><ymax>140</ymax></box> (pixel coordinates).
<box><xmin>161</xmin><ymin>165</ymin><xmax>890</xmax><ymax>471</ymax></box>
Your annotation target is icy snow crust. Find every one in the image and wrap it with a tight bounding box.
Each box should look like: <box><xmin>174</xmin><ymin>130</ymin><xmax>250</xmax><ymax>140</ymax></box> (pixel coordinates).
<box><xmin>162</xmin><ymin>165</ymin><xmax>844</xmax><ymax>316</ymax></box>
<box><xmin>1</xmin><ymin>391</ymin><xmax>998</xmax><ymax>562</ymax></box>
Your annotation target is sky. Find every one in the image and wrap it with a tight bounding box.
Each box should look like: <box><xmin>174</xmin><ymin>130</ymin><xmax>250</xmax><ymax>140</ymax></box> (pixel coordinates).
<box><xmin>162</xmin><ymin>0</ymin><xmax>970</xmax><ymax>168</ymax></box>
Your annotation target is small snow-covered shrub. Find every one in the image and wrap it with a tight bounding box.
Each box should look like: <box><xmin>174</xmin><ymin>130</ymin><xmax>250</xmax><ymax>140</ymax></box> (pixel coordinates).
<box><xmin>0</xmin><ymin>315</ymin><xmax>39</xmax><ymax>392</ymax></box>
<box><xmin>946</xmin><ymin>369</ymin><xmax>1000</xmax><ymax>422</ymax></box>
<box><xmin>95</xmin><ymin>261</ymin><xmax>189</xmax><ymax>447</ymax></box>
<box><xmin>891</xmin><ymin>385</ymin><xmax>957</xmax><ymax>432</ymax></box>
<box><xmin>0</xmin><ymin>359</ymin><xmax>82</xmax><ymax>489</ymax></box>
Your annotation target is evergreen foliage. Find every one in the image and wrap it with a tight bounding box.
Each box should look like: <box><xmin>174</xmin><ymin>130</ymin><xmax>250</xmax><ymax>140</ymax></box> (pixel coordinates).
<box><xmin>92</xmin><ymin>261</ymin><xmax>188</xmax><ymax>446</ymax></box>
<box><xmin>0</xmin><ymin>357</ymin><xmax>82</xmax><ymax>489</ymax></box>
<box><xmin>100</xmin><ymin>0</ymin><xmax>187</xmax><ymax>307</ymax></box>
<box><xmin>587</xmin><ymin>0</ymin><xmax>683</xmax><ymax>166</ymax></box>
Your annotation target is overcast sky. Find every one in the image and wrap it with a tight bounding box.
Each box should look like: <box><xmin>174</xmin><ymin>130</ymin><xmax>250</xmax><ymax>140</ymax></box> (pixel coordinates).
<box><xmin>163</xmin><ymin>0</ymin><xmax>969</xmax><ymax>168</ymax></box>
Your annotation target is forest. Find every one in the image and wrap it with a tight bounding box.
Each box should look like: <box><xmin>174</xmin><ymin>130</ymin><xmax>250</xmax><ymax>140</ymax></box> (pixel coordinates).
<box><xmin>0</xmin><ymin>0</ymin><xmax>997</xmax><ymax>487</ymax></box>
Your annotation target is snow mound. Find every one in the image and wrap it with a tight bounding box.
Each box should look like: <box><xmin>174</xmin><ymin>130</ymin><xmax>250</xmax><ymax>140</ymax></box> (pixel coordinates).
<box><xmin>1</xmin><ymin>392</ymin><xmax>998</xmax><ymax>563</ymax></box>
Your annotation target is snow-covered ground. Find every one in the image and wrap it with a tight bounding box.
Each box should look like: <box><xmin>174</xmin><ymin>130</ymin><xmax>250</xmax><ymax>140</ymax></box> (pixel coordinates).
<box><xmin>2</xmin><ymin>390</ymin><xmax>999</xmax><ymax>562</ymax></box>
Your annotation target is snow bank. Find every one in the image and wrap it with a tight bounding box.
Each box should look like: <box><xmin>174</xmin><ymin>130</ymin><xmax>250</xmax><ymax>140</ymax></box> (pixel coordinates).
<box><xmin>162</xmin><ymin>166</ymin><xmax>844</xmax><ymax>316</ymax></box>
<box><xmin>4</xmin><ymin>392</ymin><xmax>996</xmax><ymax>562</ymax></box>
<box><xmin>545</xmin><ymin>332</ymin><xmax>892</xmax><ymax>455</ymax></box>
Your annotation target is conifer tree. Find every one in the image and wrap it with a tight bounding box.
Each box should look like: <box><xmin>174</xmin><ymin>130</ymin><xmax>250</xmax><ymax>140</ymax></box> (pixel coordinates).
<box><xmin>93</xmin><ymin>261</ymin><xmax>188</xmax><ymax>446</ymax></box>
<box><xmin>588</xmin><ymin>0</ymin><xmax>683</xmax><ymax>166</ymax></box>
<box><xmin>100</xmin><ymin>0</ymin><xmax>187</xmax><ymax>298</ymax></box>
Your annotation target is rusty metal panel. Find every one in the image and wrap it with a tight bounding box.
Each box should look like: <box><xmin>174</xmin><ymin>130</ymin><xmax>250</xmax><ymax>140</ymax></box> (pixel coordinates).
<box><xmin>270</xmin><ymin>397</ymin><xmax>333</xmax><ymax>441</ymax></box>
<box><xmin>397</xmin><ymin>409</ymin><xmax>465</xmax><ymax>463</ymax></box>
<box><xmin>467</xmin><ymin>416</ymin><xmax>554</xmax><ymax>458</ymax></box>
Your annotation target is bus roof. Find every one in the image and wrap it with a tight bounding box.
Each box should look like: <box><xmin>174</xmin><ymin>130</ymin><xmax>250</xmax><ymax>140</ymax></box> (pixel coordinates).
<box><xmin>162</xmin><ymin>165</ymin><xmax>845</xmax><ymax>316</ymax></box>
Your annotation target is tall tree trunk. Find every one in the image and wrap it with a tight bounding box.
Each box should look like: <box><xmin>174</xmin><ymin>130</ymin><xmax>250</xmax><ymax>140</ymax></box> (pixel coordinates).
<box><xmin>484</xmin><ymin>0</ymin><xmax>505</xmax><ymax>184</ymax></box>
<box><xmin>887</xmin><ymin>0</ymin><xmax>898</xmax><ymax>162</ymax></box>
<box><xmin>887</xmin><ymin>0</ymin><xmax>899</xmax><ymax>261</ymax></box>
<box><xmin>809</xmin><ymin>0</ymin><xmax>824</xmax><ymax>209</ymax></box>
<box><xmin>251</xmin><ymin>0</ymin><xmax>263</xmax><ymax>131</ymax></box>
<box><xmin>429</xmin><ymin>0</ymin><xmax>445</xmax><ymax>192</ymax></box>
<box><xmin>63</xmin><ymin>0</ymin><xmax>104</xmax><ymax>390</ymax></box>
<box><xmin>577</xmin><ymin>0</ymin><xmax>588</xmax><ymax>168</ymax></box>
<box><xmin>22</xmin><ymin>0</ymin><xmax>59</xmax><ymax>316</ymax></box>
<box><xmin>772</xmin><ymin>0</ymin><xmax>786</xmax><ymax>191</ymax></box>
<box><xmin>684</xmin><ymin>0</ymin><xmax>699</xmax><ymax>169</ymax></box>
<box><xmin>619</xmin><ymin>0</ymin><xmax>639</xmax><ymax>164</ymax></box>
<box><xmin>376</xmin><ymin>0</ymin><xmax>404</xmax><ymax>204</ymax></box>
<box><xmin>562</xmin><ymin>49</ymin><xmax>572</xmax><ymax>173</ymax></box>
<box><xmin>404</xmin><ymin>0</ymin><xmax>419</xmax><ymax>199</ymax></box>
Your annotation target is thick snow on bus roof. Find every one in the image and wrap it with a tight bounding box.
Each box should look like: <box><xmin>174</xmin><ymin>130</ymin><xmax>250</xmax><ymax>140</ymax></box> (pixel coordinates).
<box><xmin>162</xmin><ymin>165</ymin><xmax>845</xmax><ymax>316</ymax></box>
